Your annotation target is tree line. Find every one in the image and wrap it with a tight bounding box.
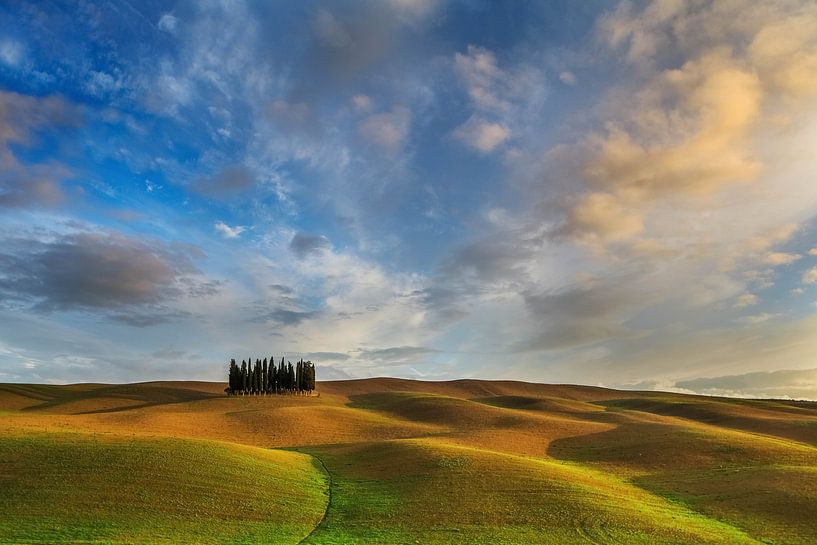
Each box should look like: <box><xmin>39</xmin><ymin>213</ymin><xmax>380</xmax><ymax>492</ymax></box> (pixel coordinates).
<box><xmin>226</xmin><ymin>357</ymin><xmax>316</xmax><ymax>395</ymax></box>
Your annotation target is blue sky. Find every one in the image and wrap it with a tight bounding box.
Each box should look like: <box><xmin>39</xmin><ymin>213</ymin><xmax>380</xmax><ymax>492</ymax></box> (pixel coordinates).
<box><xmin>3</xmin><ymin>0</ymin><xmax>817</xmax><ymax>398</ymax></box>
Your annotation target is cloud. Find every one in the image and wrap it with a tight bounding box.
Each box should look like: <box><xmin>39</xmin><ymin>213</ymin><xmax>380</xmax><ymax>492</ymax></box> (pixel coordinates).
<box><xmin>214</xmin><ymin>221</ymin><xmax>246</xmax><ymax>239</ymax></box>
<box><xmin>559</xmin><ymin>71</ymin><xmax>577</xmax><ymax>86</ymax></box>
<box><xmin>313</xmin><ymin>9</ymin><xmax>352</xmax><ymax>48</ymax></box>
<box><xmin>190</xmin><ymin>165</ymin><xmax>255</xmax><ymax>196</ymax></box>
<box><xmin>737</xmin><ymin>312</ymin><xmax>779</xmax><ymax>325</ymax></box>
<box><xmin>747</xmin><ymin>224</ymin><xmax>799</xmax><ymax>253</ymax></box>
<box><xmin>584</xmin><ymin>49</ymin><xmax>761</xmax><ymax>202</ymax></box>
<box><xmin>440</xmin><ymin>234</ymin><xmax>535</xmax><ymax>284</ymax></box>
<box><xmin>558</xmin><ymin>192</ymin><xmax>644</xmax><ymax>244</ymax></box>
<box><xmin>316</xmin><ymin>365</ymin><xmax>355</xmax><ymax>380</ymax></box>
<box><xmin>749</xmin><ymin>12</ymin><xmax>817</xmax><ymax>97</ymax></box>
<box><xmin>0</xmin><ymin>91</ymin><xmax>81</xmax><ymax>208</ymax></box>
<box><xmin>357</xmin><ymin>106</ymin><xmax>411</xmax><ymax>153</ymax></box>
<box><xmin>157</xmin><ymin>13</ymin><xmax>178</xmax><ymax>33</ymax></box>
<box><xmin>0</xmin><ymin>231</ymin><xmax>203</xmax><ymax>311</ymax></box>
<box><xmin>351</xmin><ymin>94</ymin><xmax>373</xmax><ymax>112</ymax></box>
<box><xmin>452</xmin><ymin>116</ymin><xmax>510</xmax><ymax>153</ymax></box>
<box><xmin>764</xmin><ymin>252</ymin><xmax>802</xmax><ymax>266</ymax></box>
<box><xmin>515</xmin><ymin>281</ymin><xmax>642</xmax><ymax>352</ymax></box>
<box><xmin>108</xmin><ymin>308</ymin><xmax>195</xmax><ymax>328</ymax></box>
<box><xmin>0</xmin><ymin>39</ymin><xmax>23</xmax><ymax>67</ymax></box>
<box><xmin>802</xmin><ymin>267</ymin><xmax>817</xmax><ymax>285</ymax></box>
<box><xmin>253</xmin><ymin>308</ymin><xmax>319</xmax><ymax>327</ymax></box>
<box><xmin>676</xmin><ymin>367</ymin><xmax>817</xmax><ymax>399</ymax></box>
<box><xmin>386</xmin><ymin>0</ymin><xmax>442</xmax><ymax>23</ymax></box>
<box><xmin>0</xmin><ymin>163</ymin><xmax>71</xmax><ymax>208</ymax></box>
<box><xmin>356</xmin><ymin>345</ymin><xmax>439</xmax><ymax>366</ymax></box>
<box><xmin>291</xmin><ymin>5</ymin><xmax>410</xmax><ymax>103</ymax></box>
<box><xmin>289</xmin><ymin>232</ymin><xmax>330</xmax><ymax>258</ymax></box>
<box><xmin>734</xmin><ymin>293</ymin><xmax>758</xmax><ymax>309</ymax></box>
<box><xmin>269</xmin><ymin>283</ymin><xmax>295</xmax><ymax>295</ymax></box>
<box><xmin>454</xmin><ymin>45</ymin><xmax>509</xmax><ymax>112</ymax></box>
<box><xmin>303</xmin><ymin>351</ymin><xmax>351</xmax><ymax>362</ymax></box>
<box><xmin>809</xmin><ymin>248</ymin><xmax>817</xmax><ymax>256</ymax></box>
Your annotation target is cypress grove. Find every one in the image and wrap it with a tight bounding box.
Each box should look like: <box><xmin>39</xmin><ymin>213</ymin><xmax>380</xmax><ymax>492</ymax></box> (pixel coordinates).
<box><xmin>225</xmin><ymin>357</ymin><xmax>316</xmax><ymax>396</ymax></box>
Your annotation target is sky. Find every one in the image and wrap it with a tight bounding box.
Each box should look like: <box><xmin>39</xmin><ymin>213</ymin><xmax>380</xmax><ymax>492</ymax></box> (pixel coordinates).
<box><xmin>2</xmin><ymin>0</ymin><xmax>817</xmax><ymax>398</ymax></box>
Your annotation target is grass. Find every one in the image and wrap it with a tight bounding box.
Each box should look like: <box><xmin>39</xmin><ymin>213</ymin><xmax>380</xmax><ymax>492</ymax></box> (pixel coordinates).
<box><xmin>300</xmin><ymin>439</ymin><xmax>759</xmax><ymax>544</ymax></box>
<box><xmin>2</xmin><ymin>377</ymin><xmax>817</xmax><ymax>544</ymax></box>
<box><xmin>0</xmin><ymin>432</ymin><xmax>327</xmax><ymax>545</ymax></box>
<box><xmin>636</xmin><ymin>465</ymin><xmax>817</xmax><ymax>545</ymax></box>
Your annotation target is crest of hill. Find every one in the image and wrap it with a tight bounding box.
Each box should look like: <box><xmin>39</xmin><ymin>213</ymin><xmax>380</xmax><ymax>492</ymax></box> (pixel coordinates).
<box><xmin>0</xmin><ymin>378</ymin><xmax>625</xmax><ymax>413</ymax></box>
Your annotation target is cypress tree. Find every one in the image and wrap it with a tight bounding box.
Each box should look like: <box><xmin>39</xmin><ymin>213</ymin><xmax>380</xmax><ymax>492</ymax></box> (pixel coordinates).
<box><xmin>247</xmin><ymin>359</ymin><xmax>252</xmax><ymax>394</ymax></box>
<box><xmin>280</xmin><ymin>357</ymin><xmax>286</xmax><ymax>392</ymax></box>
<box><xmin>269</xmin><ymin>358</ymin><xmax>276</xmax><ymax>393</ymax></box>
<box><xmin>226</xmin><ymin>356</ymin><xmax>316</xmax><ymax>396</ymax></box>
<box><xmin>229</xmin><ymin>358</ymin><xmax>237</xmax><ymax>393</ymax></box>
<box><xmin>254</xmin><ymin>359</ymin><xmax>261</xmax><ymax>394</ymax></box>
<box><xmin>306</xmin><ymin>361</ymin><xmax>315</xmax><ymax>393</ymax></box>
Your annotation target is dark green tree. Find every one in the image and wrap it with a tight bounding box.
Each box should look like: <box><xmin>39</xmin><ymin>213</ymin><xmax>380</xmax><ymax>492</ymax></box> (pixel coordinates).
<box><xmin>254</xmin><ymin>359</ymin><xmax>261</xmax><ymax>394</ymax></box>
<box><xmin>267</xmin><ymin>356</ymin><xmax>275</xmax><ymax>394</ymax></box>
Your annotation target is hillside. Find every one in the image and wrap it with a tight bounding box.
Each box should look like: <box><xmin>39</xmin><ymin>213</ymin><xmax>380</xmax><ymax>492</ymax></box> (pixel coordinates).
<box><xmin>1</xmin><ymin>378</ymin><xmax>817</xmax><ymax>544</ymax></box>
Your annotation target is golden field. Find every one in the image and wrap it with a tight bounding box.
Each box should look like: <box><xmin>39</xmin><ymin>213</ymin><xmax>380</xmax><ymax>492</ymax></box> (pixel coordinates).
<box><xmin>2</xmin><ymin>379</ymin><xmax>816</xmax><ymax>544</ymax></box>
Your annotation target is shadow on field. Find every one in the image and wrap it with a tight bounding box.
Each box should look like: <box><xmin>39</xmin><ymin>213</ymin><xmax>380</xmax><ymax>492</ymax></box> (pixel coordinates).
<box><xmin>2</xmin><ymin>383</ymin><xmax>220</xmax><ymax>414</ymax></box>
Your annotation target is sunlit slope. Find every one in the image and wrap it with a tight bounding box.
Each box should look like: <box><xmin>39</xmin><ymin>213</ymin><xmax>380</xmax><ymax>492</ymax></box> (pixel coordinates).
<box><xmin>599</xmin><ymin>395</ymin><xmax>817</xmax><ymax>446</ymax></box>
<box><xmin>548</xmin><ymin>404</ymin><xmax>817</xmax><ymax>545</ymax></box>
<box><xmin>3</xmin><ymin>378</ymin><xmax>817</xmax><ymax>544</ymax></box>
<box><xmin>0</xmin><ymin>432</ymin><xmax>327</xmax><ymax>545</ymax></box>
<box><xmin>348</xmin><ymin>391</ymin><xmax>612</xmax><ymax>456</ymax></box>
<box><xmin>0</xmin><ymin>383</ymin><xmax>439</xmax><ymax>447</ymax></box>
<box><xmin>301</xmin><ymin>438</ymin><xmax>759</xmax><ymax>545</ymax></box>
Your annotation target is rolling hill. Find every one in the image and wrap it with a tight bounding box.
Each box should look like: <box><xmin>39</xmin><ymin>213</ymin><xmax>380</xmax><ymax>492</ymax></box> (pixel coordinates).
<box><xmin>1</xmin><ymin>378</ymin><xmax>816</xmax><ymax>544</ymax></box>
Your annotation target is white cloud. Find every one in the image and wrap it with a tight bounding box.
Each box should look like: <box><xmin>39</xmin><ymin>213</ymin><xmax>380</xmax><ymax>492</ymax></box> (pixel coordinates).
<box><xmin>737</xmin><ymin>312</ymin><xmax>779</xmax><ymax>325</ymax></box>
<box><xmin>559</xmin><ymin>71</ymin><xmax>577</xmax><ymax>86</ymax></box>
<box><xmin>809</xmin><ymin>248</ymin><xmax>817</xmax><ymax>256</ymax></box>
<box><xmin>454</xmin><ymin>45</ymin><xmax>508</xmax><ymax>112</ymax></box>
<box><xmin>764</xmin><ymin>252</ymin><xmax>802</xmax><ymax>266</ymax></box>
<box><xmin>561</xmin><ymin>192</ymin><xmax>643</xmax><ymax>244</ymax></box>
<box><xmin>734</xmin><ymin>293</ymin><xmax>758</xmax><ymax>309</ymax></box>
<box><xmin>85</xmin><ymin>71</ymin><xmax>122</xmax><ymax>97</ymax></box>
<box><xmin>0</xmin><ymin>39</ymin><xmax>23</xmax><ymax>66</ymax></box>
<box><xmin>313</xmin><ymin>9</ymin><xmax>352</xmax><ymax>48</ymax></box>
<box><xmin>351</xmin><ymin>94</ymin><xmax>373</xmax><ymax>113</ymax></box>
<box><xmin>452</xmin><ymin>116</ymin><xmax>510</xmax><ymax>153</ymax></box>
<box><xmin>386</xmin><ymin>0</ymin><xmax>441</xmax><ymax>23</ymax></box>
<box><xmin>802</xmin><ymin>267</ymin><xmax>817</xmax><ymax>284</ymax></box>
<box><xmin>158</xmin><ymin>14</ymin><xmax>178</xmax><ymax>33</ymax></box>
<box><xmin>357</xmin><ymin>107</ymin><xmax>411</xmax><ymax>153</ymax></box>
<box><xmin>214</xmin><ymin>221</ymin><xmax>246</xmax><ymax>239</ymax></box>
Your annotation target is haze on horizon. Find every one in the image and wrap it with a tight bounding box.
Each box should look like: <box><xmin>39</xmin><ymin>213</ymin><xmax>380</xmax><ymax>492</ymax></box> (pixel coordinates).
<box><xmin>2</xmin><ymin>0</ymin><xmax>817</xmax><ymax>399</ymax></box>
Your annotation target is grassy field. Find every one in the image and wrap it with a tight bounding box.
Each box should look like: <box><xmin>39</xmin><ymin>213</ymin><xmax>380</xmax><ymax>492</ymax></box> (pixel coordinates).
<box><xmin>1</xmin><ymin>379</ymin><xmax>817</xmax><ymax>544</ymax></box>
<box><xmin>0</xmin><ymin>431</ymin><xmax>327</xmax><ymax>545</ymax></box>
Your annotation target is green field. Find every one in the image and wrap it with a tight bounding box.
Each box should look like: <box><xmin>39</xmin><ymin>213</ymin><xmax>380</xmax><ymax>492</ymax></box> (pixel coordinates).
<box><xmin>1</xmin><ymin>379</ymin><xmax>817</xmax><ymax>544</ymax></box>
<box><xmin>0</xmin><ymin>432</ymin><xmax>327</xmax><ymax>545</ymax></box>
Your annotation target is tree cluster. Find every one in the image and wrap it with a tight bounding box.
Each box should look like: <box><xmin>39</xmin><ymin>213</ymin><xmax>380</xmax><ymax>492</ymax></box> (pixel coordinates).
<box><xmin>226</xmin><ymin>357</ymin><xmax>316</xmax><ymax>395</ymax></box>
